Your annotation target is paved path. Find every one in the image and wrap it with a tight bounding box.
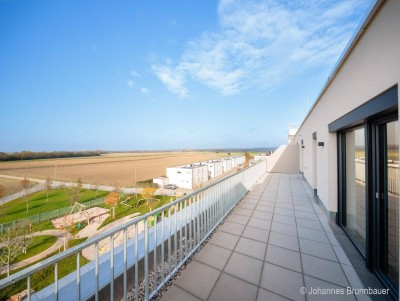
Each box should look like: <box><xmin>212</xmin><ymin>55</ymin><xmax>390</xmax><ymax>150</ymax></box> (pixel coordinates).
<box><xmin>161</xmin><ymin>173</ymin><xmax>371</xmax><ymax>301</ymax></box>
<box><xmin>0</xmin><ymin>229</ymin><xmax>69</xmax><ymax>275</ymax></box>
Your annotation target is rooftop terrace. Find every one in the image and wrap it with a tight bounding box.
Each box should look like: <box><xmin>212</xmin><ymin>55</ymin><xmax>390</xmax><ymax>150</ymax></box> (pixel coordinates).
<box><xmin>161</xmin><ymin>173</ymin><xmax>373</xmax><ymax>301</ymax></box>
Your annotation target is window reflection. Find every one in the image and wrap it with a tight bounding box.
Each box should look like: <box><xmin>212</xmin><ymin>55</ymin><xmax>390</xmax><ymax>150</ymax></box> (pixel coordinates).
<box><xmin>346</xmin><ymin>127</ymin><xmax>366</xmax><ymax>249</ymax></box>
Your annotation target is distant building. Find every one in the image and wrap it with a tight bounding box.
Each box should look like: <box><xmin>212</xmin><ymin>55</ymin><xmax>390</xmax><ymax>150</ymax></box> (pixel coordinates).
<box><xmin>221</xmin><ymin>158</ymin><xmax>232</xmax><ymax>172</ymax></box>
<box><xmin>153</xmin><ymin>176</ymin><xmax>168</xmax><ymax>188</ymax></box>
<box><xmin>205</xmin><ymin>160</ymin><xmax>223</xmax><ymax>178</ymax></box>
<box><xmin>166</xmin><ymin>164</ymin><xmax>208</xmax><ymax>189</ymax></box>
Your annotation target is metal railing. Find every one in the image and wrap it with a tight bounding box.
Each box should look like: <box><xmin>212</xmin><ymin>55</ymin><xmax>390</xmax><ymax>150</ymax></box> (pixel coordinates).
<box><xmin>0</xmin><ymin>160</ymin><xmax>267</xmax><ymax>301</ymax></box>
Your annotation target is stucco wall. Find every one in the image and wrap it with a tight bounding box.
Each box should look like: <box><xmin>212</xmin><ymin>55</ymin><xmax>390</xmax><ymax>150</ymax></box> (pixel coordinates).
<box><xmin>295</xmin><ymin>0</ymin><xmax>400</xmax><ymax>212</ymax></box>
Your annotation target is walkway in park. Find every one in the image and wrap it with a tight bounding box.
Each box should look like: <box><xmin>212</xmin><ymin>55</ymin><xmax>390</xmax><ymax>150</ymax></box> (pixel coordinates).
<box><xmin>161</xmin><ymin>173</ymin><xmax>371</xmax><ymax>301</ymax></box>
<box><xmin>0</xmin><ymin>230</ymin><xmax>68</xmax><ymax>275</ymax></box>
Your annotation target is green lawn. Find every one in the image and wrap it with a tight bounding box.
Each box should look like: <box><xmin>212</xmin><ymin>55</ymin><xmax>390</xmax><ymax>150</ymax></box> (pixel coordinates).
<box><xmin>0</xmin><ymin>237</ymin><xmax>88</xmax><ymax>301</ymax></box>
<box><xmin>0</xmin><ymin>188</ymin><xmax>107</xmax><ymax>224</ymax></box>
<box><xmin>14</xmin><ymin>235</ymin><xmax>57</xmax><ymax>262</ymax></box>
<box><xmin>100</xmin><ymin>194</ymin><xmax>176</xmax><ymax>228</ymax></box>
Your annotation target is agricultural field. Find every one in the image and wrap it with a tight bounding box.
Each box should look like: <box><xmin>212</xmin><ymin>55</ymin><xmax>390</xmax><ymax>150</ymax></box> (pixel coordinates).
<box><xmin>0</xmin><ymin>151</ymin><xmax>229</xmax><ymax>186</ymax></box>
<box><xmin>0</xmin><ymin>177</ymin><xmax>35</xmax><ymax>197</ymax></box>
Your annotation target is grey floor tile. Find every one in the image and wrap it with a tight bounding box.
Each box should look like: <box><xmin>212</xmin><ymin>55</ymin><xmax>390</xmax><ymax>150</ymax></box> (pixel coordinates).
<box><xmin>195</xmin><ymin>243</ymin><xmax>232</xmax><ymax>270</ymax></box>
<box><xmin>238</xmin><ymin>203</ymin><xmax>257</xmax><ymax>210</ymax></box>
<box><xmin>161</xmin><ymin>285</ymin><xmax>202</xmax><ymax>301</ymax></box>
<box><xmin>265</xmin><ymin>244</ymin><xmax>302</xmax><ymax>273</ymax></box>
<box><xmin>260</xmin><ymin>262</ymin><xmax>305</xmax><ymax>301</ymax></box>
<box><xmin>269</xmin><ymin>231</ymin><xmax>299</xmax><ymax>252</ymax></box>
<box><xmin>219</xmin><ymin>221</ymin><xmax>245</xmax><ymax>236</ymax></box>
<box><xmin>256</xmin><ymin>205</ymin><xmax>274</xmax><ymax>213</ymax></box>
<box><xmin>273</xmin><ymin>214</ymin><xmax>296</xmax><ymax>226</ymax></box>
<box><xmin>208</xmin><ymin>273</ymin><xmax>258</xmax><ymax>301</ymax></box>
<box><xmin>235</xmin><ymin>237</ymin><xmax>267</xmax><ymax>260</ymax></box>
<box><xmin>224</xmin><ymin>252</ymin><xmax>263</xmax><ymax>285</ymax></box>
<box><xmin>301</xmin><ymin>254</ymin><xmax>349</xmax><ymax>287</ymax></box>
<box><xmin>274</xmin><ymin>208</ymin><xmax>295</xmax><ymax>217</ymax></box>
<box><xmin>235</xmin><ymin>208</ymin><xmax>254</xmax><ymax>217</ymax></box>
<box><xmin>243</xmin><ymin>198</ymin><xmax>259</xmax><ymax>205</ymax></box>
<box><xmin>209</xmin><ymin>231</ymin><xmax>240</xmax><ymax>250</ymax></box>
<box><xmin>174</xmin><ymin>261</ymin><xmax>221</xmax><ymax>300</ymax></box>
<box><xmin>299</xmin><ymin>238</ymin><xmax>337</xmax><ymax>261</ymax></box>
<box><xmin>248</xmin><ymin>217</ymin><xmax>272</xmax><ymax>230</ymax></box>
<box><xmin>294</xmin><ymin>205</ymin><xmax>315</xmax><ymax>213</ymax></box>
<box><xmin>297</xmin><ymin>227</ymin><xmax>329</xmax><ymax>244</ymax></box>
<box><xmin>271</xmin><ymin>221</ymin><xmax>298</xmax><ymax>237</ymax></box>
<box><xmin>257</xmin><ymin>288</ymin><xmax>291</xmax><ymax>301</ymax></box>
<box><xmin>258</xmin><ymin>200</ymin><xmax>275</xmax><ymax>207</ymax></box>
<box><xmin>295</xmin><ymin>218</ymin><xmax>323</xmax><ymax>231</ymax></box>
<box><xmin>275</xmin><ymin>203</ymin><xmax>293</xmax><ymax>209</ymax></box>
<box><xmin>242</xmin><ymin>226</ymin><xmax>270</xmax><ymax>243</ymax></box>
<box><xmin>227</xmin><ymin>213</ymin><xmax>250</xmax><ymax>225</ymax></box>
<box><xmin>252</xmin><ymin>210</ymin><xmax>273</xmax><ymax>220</ymax></box>
<box><xmin>295</xmin><ymin>211</ymin><xmax>319</xmax><ymax>220</ymax></box>
<box><xmin>304</xmin><ymin>275</ymin><xmax>356</xmax><ymax>301</ymax></box>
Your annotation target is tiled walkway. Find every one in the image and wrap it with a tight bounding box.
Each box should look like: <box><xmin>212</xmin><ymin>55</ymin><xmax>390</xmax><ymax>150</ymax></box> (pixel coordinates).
<box><xmin>161</xmin><ymin>173</ymin><xmax>371</xmax><ymax>301</ymax></box>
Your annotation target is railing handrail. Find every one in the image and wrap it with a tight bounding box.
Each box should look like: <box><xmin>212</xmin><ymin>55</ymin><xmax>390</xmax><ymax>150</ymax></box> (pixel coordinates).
<box><xmin>0</xmin><ymin>161</ymin><xmax>265</xmax><ymax>289</ymax></box>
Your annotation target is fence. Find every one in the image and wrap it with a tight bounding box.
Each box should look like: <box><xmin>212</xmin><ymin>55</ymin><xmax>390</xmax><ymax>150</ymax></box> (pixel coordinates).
<box><xmin>0</xmin><ymin>198</ymin><xmax>105</xmax><ymax>234</ymax></box>
<box><xmin>0</xmin><ymin>183</ymin><xmax>46</xmax><ymax>206</ymax></box>
<box><xmin>0</xmin><ymin>160</ymin><xmax>267</xmax><ymax>301</ymax></box>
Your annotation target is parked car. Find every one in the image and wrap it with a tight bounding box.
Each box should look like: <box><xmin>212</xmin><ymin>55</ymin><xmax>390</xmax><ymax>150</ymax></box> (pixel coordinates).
<box><xmin>164</xmin><ymin>184</ymin><xmax>177</xmax><ymax>190</ymax></box>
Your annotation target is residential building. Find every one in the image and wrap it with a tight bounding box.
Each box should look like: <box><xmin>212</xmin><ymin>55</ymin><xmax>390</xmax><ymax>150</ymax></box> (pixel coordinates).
<box><xmin>295</xmin><ymin>0</ymin><xmax>399</xmax><ymax>298</ymax></box>
<box><xmin>166</xmin><ymin>164</ymin><xmax>208</xmax><ymax>189</ymax></box>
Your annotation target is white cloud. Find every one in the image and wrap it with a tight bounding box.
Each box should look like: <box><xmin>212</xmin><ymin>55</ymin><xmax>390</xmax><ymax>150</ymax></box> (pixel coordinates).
<box><xmin>127</xmin><ymin>80</ymin><xmax>135</xmax><ymax>88</ymax></box>
<box><xmin>152</xmin><ymin>0</ymin><xmax>370</xmax><ymax>97</ymax></box>
<box><xmin>130</xmin><ymin>70</ymin><xmax>141</xmax><ymax>77</ymax></box>
<box><xmin>152</xmin><ymin>65</ymin><xmax>189</xmax><ymax>98</ymax></box>
<box><xmin>140</xmin><ymin>87</ymin><xmax>150</xmax><ymax>95</ymax></box>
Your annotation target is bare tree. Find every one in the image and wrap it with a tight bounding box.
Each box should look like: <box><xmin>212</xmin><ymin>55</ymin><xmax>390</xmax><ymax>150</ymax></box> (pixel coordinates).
<box><xmin>0</xmin><ymin>221</ymin><xmax>33</xmax><ymax>277</ymax></box>
<box><xmin>45</xmin><ymin>177</ymin><xmax>53</xmax><ymax>202</ymax></box>
<box><xmin>66</xmin><ymin>186</ymin><xmax>80</xmax><ymax>206</ymax></box>
<box><xmin>76</xmin><ymin>178</ymin><xmax>82</xmax><ymax>197</ymax></box>
<box><xmin>20</xmin><ymin>177</ymin><xmax>31</xmax><ymax>212</ymax></box>
<box><xmin>92</xmin><ymin>183</ymin><xmax>99</xmax><ymax>197</ymax></box>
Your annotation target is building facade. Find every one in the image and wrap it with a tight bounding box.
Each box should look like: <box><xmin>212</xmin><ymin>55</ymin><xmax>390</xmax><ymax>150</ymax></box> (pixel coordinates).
<box><xmin>295</xmin><ymin>0</ymin><xmax>399</xmax><ymax>297</ymax></box>
<box><xmin>166</xmin><ymin>164</ymin><xmax>208</xmax><ymax>189</ymax></box>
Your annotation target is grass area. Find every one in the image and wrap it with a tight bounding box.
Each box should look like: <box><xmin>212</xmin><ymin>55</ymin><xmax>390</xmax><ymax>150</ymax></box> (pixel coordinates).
<box><xmin>0</xmin><ymin>237</ymin><xmax>88</xmax><ymax>300</ymax></box>
<box><xmin>100</xmin><ymin>194</ymin><xmax>175</xmax><ymax>228</ymax></box>
<box><xmin>31</xmin><ymin>220</ymin><xmax>55</xmax><ymax>232</ymax></box>
<box><xmin>14</xmin><ymin>235</ymin><xmax>57</xmax><ymax>262</ymax></box>
<box><xmin>0</xmin><ymin>188</ymin><xmax>108</xmax><ymax>224</ymax></box>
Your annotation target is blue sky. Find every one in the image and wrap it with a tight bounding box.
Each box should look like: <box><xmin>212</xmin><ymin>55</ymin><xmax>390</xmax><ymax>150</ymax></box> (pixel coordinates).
<box><xmin>0</xmin><ymin>0</ymin><xmax>373</xmax><ymax>152</ymax></box>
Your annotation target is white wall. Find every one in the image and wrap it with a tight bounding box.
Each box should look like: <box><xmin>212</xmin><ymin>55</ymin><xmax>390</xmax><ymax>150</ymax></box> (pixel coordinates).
<box><xmin>295</xmin><ymin>0</ymin><xmax>400</xmax><ymax>212</ymax></box>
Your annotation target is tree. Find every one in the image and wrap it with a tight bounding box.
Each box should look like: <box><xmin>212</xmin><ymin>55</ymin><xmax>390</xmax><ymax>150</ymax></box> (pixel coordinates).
<box><xmin>104</xmin><ymin>192</ymin><xmax>119</xmax><ymax>207</ymax></box>
<box><xmin>92</xmin><ymin>183</ymin><xmax>99</xmax><ymax>197</ymax></box>
<box><xmin>114</xmin><ymin>184</ymin><xmax>122</xmax><ymax>201</ymax></box>
<box><xmin>20</xmin><ymin>177</ymin><xmax>31</xmax><ymax>212</ymax></box>
<box><xmin>44</xmin><ymin>177</ymin><xmax>53</xmax><ymax>202</ymax></box>
<box><xmin>0</xmin><ymin>221</ymin><xmax>33</xmax><ymax>277</ymax></box>
<box><xmin>76</xmin><ymin>178</ymin><xmax>82</xmax><ymax>197</ymax></box>
<box><xmin>66</xmin><ymin>186</ymin><xmax>80</xmax><ymax>206</ymax></box>
<box><xmin>0</xmin><ymin>184</ymin><xmax>5</xmax><ymax>207</ymax></box>
<box><xmin>142</xmin><ymin>187</ymin><xmax>158</xmax><ymax>211</ymax></box>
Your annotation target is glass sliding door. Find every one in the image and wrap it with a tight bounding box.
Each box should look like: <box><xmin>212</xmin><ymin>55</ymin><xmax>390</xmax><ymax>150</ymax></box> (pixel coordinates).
<box><xmin>344</xmin><ymin>127</ymin><xmax>367</xmax><ymax>250</ymax></box>
<box><xmin>382</xmin><ymin>120</ymin><xmax>399</xmax><ymax>285</ymax></box>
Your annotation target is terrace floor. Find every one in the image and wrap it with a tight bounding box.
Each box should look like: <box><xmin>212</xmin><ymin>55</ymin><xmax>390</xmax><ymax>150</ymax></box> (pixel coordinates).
<box><xmin>160</xmin><ymin>173</ymin><xmax>371</xmax><ymax>301</ymax></box>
